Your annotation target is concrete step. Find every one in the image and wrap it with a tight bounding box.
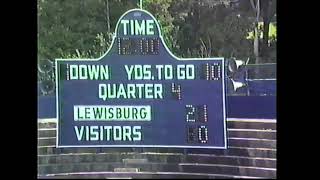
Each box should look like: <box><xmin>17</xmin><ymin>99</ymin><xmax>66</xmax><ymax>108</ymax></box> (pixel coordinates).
<box><xmin>38</xmin><ymin>137</ymin><xmax>56</xmax><ymax>146</ymax></box>
<box><xmin>114</xmin><ymin>168</ymin><xmax>139</xmax><ymax>172</ymax></box>
<box><xmin>228</xmin><ymin>129</ymin><xmax>276</xmax><ymax>140</ymax></box>
<box><xmin>37</xmin><ymin>171</ymin><xmax>266</xmax><ymax>179</ymax></box>
<box><xmin>37</xmin><ymin>146</ymin><xmax>140</xmax><ymax>155</ymax></box>
<box><xmin>227</xmin><ymin>119</ymin><xmax>276</xmax><ymax>130</ymax></box>
<box><xmin>37</xmin><ymin>146</ymin><xmax>186</xmax><ymax>155</ymax></box>
<box><xmin>38</xmin><ymin>122</ymin><xmax>56</xmax><ymax>129</ymax></box>
<box><xmin>38</xmin><ymin>153</ymin><xmax>275</xmax><ymax>169</ymax></box>
<box><xmin>38</xmin><ymin>128</ymin><xmax>56</xmax><ymax>138</ymax></box>
<box><xmin>184</xmin><ymin>155</ymin><xmax>275</xmax><ymax>169</ymax></box>
<box><xmin>38</xmin><ymin>137</ymin><xmax>276</xmax><ymax>149</ymax></box>
<box><xmin>183</xmin><ymin>147</ymin><xmax>276</xmax><ymax>159</ymax></box>
<box><xmin>179</xmin><ymin>163</ymin><xmax>276</xmax><ymax>178</ymax></box>
<box><xmin>38</xmin><ymin>162</ymin><xmax>179</xmax><ymax>175</ymax></box>
<box><xmin>122</xmin><ymin>159</ymin><xmax>148</xmax><ymax>164</ymax></box>
<box><xmin>228</xmin><ymin>138</ymin><xmax>276</xmax><ymax>149</ymax></box>
<box><xmin>38</xmin><ymin>162</ymin><xmax>275</xmax><ymax>178</ymax></box>
<box><xmin>38</xmin><ymin>154</ymin><xmax>148</xmax><ymax>164</ymax></box>
<box><xmin>38</xmin><ymin>146</ymin><xmax>276</xmax><ymax>159</ymax></box>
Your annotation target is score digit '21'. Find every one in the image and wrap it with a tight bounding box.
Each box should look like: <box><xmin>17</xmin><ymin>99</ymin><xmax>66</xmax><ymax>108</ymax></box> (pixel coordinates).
<box><xmin>186</xmin><ymin>105</ymin><xmax>209</xmax><ymax>144</ymax></box>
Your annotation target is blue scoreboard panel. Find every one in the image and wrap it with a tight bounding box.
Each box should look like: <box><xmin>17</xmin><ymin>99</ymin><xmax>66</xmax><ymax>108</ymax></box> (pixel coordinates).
<box><xmin>55</xmin><ymin>9</ymin><xmax>227</xmax><ymax>149</ymax></box>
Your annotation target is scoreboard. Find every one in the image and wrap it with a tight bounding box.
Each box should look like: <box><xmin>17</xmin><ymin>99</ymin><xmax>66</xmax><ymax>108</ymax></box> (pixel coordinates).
<box><xmin>55</xmin><ymin>9</ymin><xmax>227</xmax><ymax>149</ymax></box>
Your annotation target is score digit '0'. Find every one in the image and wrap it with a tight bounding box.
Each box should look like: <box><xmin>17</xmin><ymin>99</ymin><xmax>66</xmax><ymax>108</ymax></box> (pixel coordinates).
<box><xmin>198</xmin><ymin>126</ymin><xmax>208</xmax><ymax>143</ymax></box>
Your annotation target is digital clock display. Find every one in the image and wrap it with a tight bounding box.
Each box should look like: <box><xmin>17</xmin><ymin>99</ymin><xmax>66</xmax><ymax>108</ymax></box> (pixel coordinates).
<box><xmin>118</xmin><ymin>37</ymin><xmax>160</xmax><ymax>55</ymax></box>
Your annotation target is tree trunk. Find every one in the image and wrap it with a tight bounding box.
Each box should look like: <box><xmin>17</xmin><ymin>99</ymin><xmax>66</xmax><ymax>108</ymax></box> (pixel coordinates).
<box><xmin>254</xmin><ymin>26</ymin><xmax>260</xmax><ymax>64</ymax></box>
<box><xmin>207</xmin><ymin>35</ymin><xmax>212</xmax><ymax>57</ymax></box>
<box><xmin>261</xmin><ymin>0</ymin><xmax>270</xmax><ymax>63</ymax></box>
<box><xmin>262</xmin><ymin>19</ymin><xmax>270</xmax><ymax>62</ymax></box>
<box><xmin>106</xmin><ymin>0</ymin><xmax>110</xmax><ymax>32</ymax></box>
<box><xmin>262</xmin><ymin>0</ymin><xmax>276</xmax><ymax>63</ymax></box>
<box><xmin>253</xmin><ymin>0</ymin><xmax>261</xmax><ymax>76</ymax></box>
<box><xmin>254</xmin><ymin>36</ymin><xmax>261</xmax><ymax>78</ymax></box>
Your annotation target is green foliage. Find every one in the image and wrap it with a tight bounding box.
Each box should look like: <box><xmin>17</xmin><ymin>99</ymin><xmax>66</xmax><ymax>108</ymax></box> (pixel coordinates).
<box><xmin>171</xmin><ymin>2</ymin><xmax>253</xmax><ymax>59</ymax></box>
<box><xmin>247</xmin><ymin>22</ymin><xmax>277</xmax><ymax>40</ymax></box>
<box><xmin>38</xmin><ymin>0</ymin><xmax>276</xmax><ymax>62</ymax></box>
<box><xmin>144</xmin><ymin>0</ymin><xmax>175</xmax><ymax>52</ymax></box>
<box><xmin>38</xmin><ymin>0</ymin><xmax>135</xmax><ymax>59</ymax></box>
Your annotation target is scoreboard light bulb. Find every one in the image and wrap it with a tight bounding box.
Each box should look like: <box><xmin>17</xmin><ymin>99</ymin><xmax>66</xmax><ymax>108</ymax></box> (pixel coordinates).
<box><xmin>66</xmin><ymin>64</ymin><xmax>70</xmax><ymax>80</ymax></box>
<box><xmin>118</xmin><ymin>39</ymin><xmax>121</xmax><ymax>54</ymax></box>
<box><xmin>211</xmin><ymin>66</ymin><xmax>214</xmax><ymax>80</ymax></box>
<box><xmin>204</xmin><ymin>106</ymin><xmax>208</xmax><ymax>121</ymax></box>
<box><xmin>206</xmin><ymin>63</ymin><xmax>210</xmax><ymax>80</ymax></box>
<box><xmin>218</xmin><ymin>65</ymin><xmax>221</xmax><ymax>78</ymax></box>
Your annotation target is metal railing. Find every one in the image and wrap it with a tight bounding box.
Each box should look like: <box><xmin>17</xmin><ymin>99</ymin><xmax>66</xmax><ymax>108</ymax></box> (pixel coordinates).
<box><xmin>226</xmin><ymin>63</ymin><xmax>276</xmax><ymax>96</ymax></box>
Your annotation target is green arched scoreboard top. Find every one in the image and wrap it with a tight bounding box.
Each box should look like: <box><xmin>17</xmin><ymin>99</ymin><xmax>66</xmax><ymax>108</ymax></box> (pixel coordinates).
<box><xmin>55</xmin><ymin>9</ymin><xmax>227</xmax><ymax>149</ymax></box>
<box><xmin>56</xmin><ymin>8</ymin><xmax>224</xmax><ymax>62</ymax></box>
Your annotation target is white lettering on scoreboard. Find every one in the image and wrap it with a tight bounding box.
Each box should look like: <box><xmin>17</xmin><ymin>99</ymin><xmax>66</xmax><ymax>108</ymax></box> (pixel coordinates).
<box><xmin>74</xmin><ymin>105</ymin><xmax>151</xmax><ymax>121</ymax></box>
<box><xmin>74</xmin><ymin>125</ymin><xmax>142</xmax><ymax>141</ymax></box>
<box><xmin>120</xmin><ymin>20</ymin><xmax>155</xmax><ymax>35</ymax></box>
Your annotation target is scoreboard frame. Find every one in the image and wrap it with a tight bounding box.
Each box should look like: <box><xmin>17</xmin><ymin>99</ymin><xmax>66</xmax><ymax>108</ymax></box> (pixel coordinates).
<box><xmin>55</xmin><ymin>9</ymin><xmax>227</xmax><ymax>149</ymax></box>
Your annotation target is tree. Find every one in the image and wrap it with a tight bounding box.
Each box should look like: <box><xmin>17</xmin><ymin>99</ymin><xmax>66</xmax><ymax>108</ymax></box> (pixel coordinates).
<box><xmin>170</xmin><ymin>0</ymin><xmax>253</xmax><ymax>59</ymax></box>
<box><xmin>143</xmin><ymin>0</ymin><xmax>176</xmax><ymax>52</ymax></box>
<box><xmin>38</xmin><ymin>0</ymin><xmax>136</xmax><ymax>60</ymax></box>
<box><xmin>261</xmin><ymin>0</ymin><xmax>276</xmax><ymax>62</ymax></box>
<box><xmin>38</xmin><ymin>0</ymin><xmax>276</xmax><ymax>62</ymax></box>
<box><xmin>246</xmin><ymin>0</ymin><xmax>276</xmax><ymax>64</ymax></box>
<box><xmin>249</xmin><ymin>0</ymin><xmax>261</xmax><ymax>65</ymax></box>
